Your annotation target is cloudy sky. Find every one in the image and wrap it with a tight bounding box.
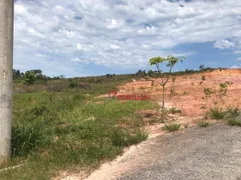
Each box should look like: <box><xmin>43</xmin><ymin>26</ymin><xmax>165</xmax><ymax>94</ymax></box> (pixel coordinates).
<box><xmin>14</xmin><ymin>0</ymin><xmax>241</xmax><ymax>77</ymax></box>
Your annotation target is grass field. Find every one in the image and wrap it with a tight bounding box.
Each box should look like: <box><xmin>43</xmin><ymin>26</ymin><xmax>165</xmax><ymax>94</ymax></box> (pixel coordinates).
<box><xmin>0</xmin><ymin>77</ymin><xmax>159</xmax><ymax>180</ymax></box>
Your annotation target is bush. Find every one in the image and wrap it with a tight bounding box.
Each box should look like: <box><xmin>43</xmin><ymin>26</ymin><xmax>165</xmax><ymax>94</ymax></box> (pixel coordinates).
<box><xmin>110</xmin><ymin>129</ymin><xmax>126</xmax><ymax>147</ymax></box>
<box><xmin>68</xmin><ymin>79</ymin><xmax>78</xmax><ymax>88</ymax></box>
<box><xmin>209</xmin><ymin>108</ymin><xmax>228</xmax><ymax>119</ymax></box>
<box><xmin>198</xmin><ymin>121</ymin><xmax>209</xmax><ymax>127</ymax></box>
<box><xmin>227</xmin><ymin>108</ymin><xmax>240</xmax><ymax>117</ymax></box>
<box><xmin>124</xmin><ymin>130</ymin><xmax>148</xmax><ymax>146</ymax></box>
<box><xmin>228</xmin><ymin>119</ymin><xmax>241</xmax><ymax>127</ymax></box>
<box><xmin>202</xmin><ymin>76</ymin><xmax>206</xmax><ymax>81</ymax></box>
<box><xmin>204</xmin><ymin>88</ymin><xmax>214</xmax><ymax>96</ymax></box>
<box><xmin>163</xmin><ymin>124</ymin><xmax>181</xmax><ymax>132</ymax></box>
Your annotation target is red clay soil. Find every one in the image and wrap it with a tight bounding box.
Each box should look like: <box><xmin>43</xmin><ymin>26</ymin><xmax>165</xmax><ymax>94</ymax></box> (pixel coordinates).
<box><xmin>117</xmin><ymin>69</ymin><xmax>241</xmax><ymax>117</ymax></box>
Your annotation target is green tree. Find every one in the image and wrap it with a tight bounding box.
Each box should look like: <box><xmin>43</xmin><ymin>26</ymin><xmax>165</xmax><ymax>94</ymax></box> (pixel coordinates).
<box><xmin>149</xmin><ymin>55</ymin><xmax>185</xmax><ymax>122</ymax></box>
<box><xmin>13</xmin><ymin>69</ymin><xmax>21</xmax><ymax>80</ymax></box>
<box><xmin>147</xmin><ymin>70</ymin><xmax>155</xmax><ymax>76</ymax></box>
<box><xmin>23</xmin><ymin>71</ymin><xmax>37</xmax><ymax>85</ymax></box>
<box><xmin>199</xmin><ymin>65</ymin><xmax>205</xmax><ymax>71</ymax></box>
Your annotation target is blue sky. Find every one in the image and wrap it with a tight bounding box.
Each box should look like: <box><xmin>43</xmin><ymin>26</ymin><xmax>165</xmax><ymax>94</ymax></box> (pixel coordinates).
<box><xmin>14</xmin><ymin>0</ymin><xmax>241</xmax><ymax>77</ymax></box>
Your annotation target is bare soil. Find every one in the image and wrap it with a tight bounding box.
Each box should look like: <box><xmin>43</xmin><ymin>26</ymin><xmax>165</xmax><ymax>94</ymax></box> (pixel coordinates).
<box><xmin>117</xmin><ymin>69</ymin><xmax>241</xmax><ymax>117</ymax></box>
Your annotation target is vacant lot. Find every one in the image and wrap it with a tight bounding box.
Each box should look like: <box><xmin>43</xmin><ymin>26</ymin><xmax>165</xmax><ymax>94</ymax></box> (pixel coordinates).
<box><xmin>1</xmin><ymin>69</ymin><xmax>240</xmax><ymax>180</ymax></box>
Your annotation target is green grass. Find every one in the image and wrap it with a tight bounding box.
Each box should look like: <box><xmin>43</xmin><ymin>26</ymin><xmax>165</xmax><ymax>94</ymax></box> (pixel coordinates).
<box><xmin>208</xmin><ymin>107</ymin><xmax>240</xmax><ymax>120</ymax></box>
<box><xmin>228</xmin><ymin>119</ymin><xmax>241</xmax><ymax>127</ymax></box>
<box><xmin>208</xmin><ymin>108</ymin><xmax>228</xmax><ymax>119</ymax></box>
<box><xmin>163</xmin><ymin>124</ymin><xmax>181</xmax><ymax>132</ymax></box>
<box><xmin>198</xmin><ymin>121</ymin><xmax>210</xmax><ymax>128</ymax></box>
<box><xmin>1</xmin><ymin>85</ymin><xmax>158</xmax><ymax>180</ymax></box>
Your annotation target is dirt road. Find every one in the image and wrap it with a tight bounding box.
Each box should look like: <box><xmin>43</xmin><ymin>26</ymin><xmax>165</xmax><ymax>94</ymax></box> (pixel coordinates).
<box><xmin>87</xmin><ymin>122</ymin><xmax>241</xmax><ymax>180</ymax></box>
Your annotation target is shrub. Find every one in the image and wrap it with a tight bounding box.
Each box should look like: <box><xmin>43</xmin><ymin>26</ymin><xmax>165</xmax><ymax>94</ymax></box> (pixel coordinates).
<box><xmin>110</xmin><ymin>129</ymin><xmax>126</xmax><ymax>147</ymax></box>
<box><xmin>227</xmin><ymin>107</ymin><xmax>240</xmax><ymax>117</ymax></box>
<box><xmin>198</xmin><ymin>121</ymin><xmax>209</xmax><ymax>127</ymax></box>
<box><xmin>228</xmin><ymin>119</ymin><xmax>241</xmax><ymax>127</ymax></box>
<box><xmin>209</xmin><ymin>108</ymin><xmax>228</xmax><ymax>119</ymax></box>
<box><xmin>68</xmin><ymin>79</ymin><xmax>78</xmax><ymax>88</ymax></box>
<box><xmin>204</xmin><ymin>88</ymin><xmax>214</xmax><ymax>96</ymax></box>
<box><xmin>202</xmin><ymin>76</ymin><xmax>206</xmax><ymax>81</ymax></box>
<box><xmin>163</xmin><ymin>123</ymin><xmax>181</xmax><ymax>132</ymax></box>
<box><xmin>124</xmin><ymin>130</ymin><xmax>148</xmax><ymax>146</ymax></box>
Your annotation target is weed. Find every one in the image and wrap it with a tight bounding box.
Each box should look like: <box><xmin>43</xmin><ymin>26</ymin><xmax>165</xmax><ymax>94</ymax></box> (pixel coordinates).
<box><xmin>68</xmin><ymin>79</ymin><xmax>78</xmax><ymax>89</ymax></box>
<box><xmin>148</xmin><ymin>118</ymin><xmax>159</xmax><ymax>125</ymax></box>
<box><xmin>204</xmin><ymin>88</ymin><xmax>214</xmax><ymax>97</ymax></box>
<box><xmin>184</xmin><ymin>123</ymin><xmax>189</xmax><ymax>128</ymax></box>
<box><xmin>227</xmin><ymin>107</ymin><xmax>240</xmax><ymax>117</ymax></box>
<box><xmin>110</xmin><ymin>128</ymin><xmax>148</xmax><ymax>147</ymax></box>
<box><xmin>168</xmin><ymin>107</ymin><xmax>181</xmax><ymax>114</ymax></box>
<box><xmin>201</xmin><ymin>76</ymin><xmax>206</xmax><ymax>81</ymax></box>
<box><xmin>12</xmin><ymin>125</ymin><xmax>47</xmax><ymax>157</ymax></box>
<box><xmin>228</xmin><ymin>119</ymin><xmax>241</xmax><ymax>126</ymax></box>
<box><xmin>163</xmin><ymin>124</ymin><xmax>181</xmax><ymax>132</ymax></box>
<box><xmin>209</xmin><ymin>107</ymin><xmax>228</xmax><ymax>119</ymax></box>
<box><xmin>198</xmin><ymin>121</ymin><xmax>209</xmax><ymax>128</ymax></box>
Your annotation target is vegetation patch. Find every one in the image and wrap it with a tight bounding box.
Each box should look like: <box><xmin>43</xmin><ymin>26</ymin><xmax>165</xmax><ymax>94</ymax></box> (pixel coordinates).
<box><xmin>1</xmin><ymin>87</ymin><xmax>158</xmax><ymax>180</ymax></box>
<box><xmin>198</xmin><ymin>121</ymin><xmax>209</xmax><ymax>128</ymax></box>
<box><xmin>228</xmin><ymin>119</ymin><xmax>241</xmax><ymax>127</ymax></box>
<box><xmin>208</xmin><ymin>108</ymin><xmax>228</xmax><ymax>119</ymax></box>
<box><xmin>163</xmin><ymin>123</ymin><xmax>181</xmax><ymax>132</ymax></box>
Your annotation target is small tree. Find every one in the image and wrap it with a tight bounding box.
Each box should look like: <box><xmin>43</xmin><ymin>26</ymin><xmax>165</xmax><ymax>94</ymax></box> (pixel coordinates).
<box><xmin>149</xmin><ymin>55</ymin><xmax>185</xmax><ymax>122</ymax></box>
<box><xmin>23</xmin><ymin>71</ymin><xmax>37</xmax><ymax>85</ymax></box>
<box><xmin>199</xmin><ymin>64</ymin><xmax>205</xmax><ymax>71</ymax></box>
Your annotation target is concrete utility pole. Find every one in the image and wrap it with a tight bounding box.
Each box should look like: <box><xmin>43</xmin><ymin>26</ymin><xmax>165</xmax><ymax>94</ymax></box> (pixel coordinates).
<box><xmin>0</xmin><ymin>0</ymin><xmax>14</xmax><ymax>165</ymax></box>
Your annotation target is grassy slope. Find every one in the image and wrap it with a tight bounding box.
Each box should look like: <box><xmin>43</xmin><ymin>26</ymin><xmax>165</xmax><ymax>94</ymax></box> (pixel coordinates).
<box><xmin>1</xmin><ymin>78</ymin><xmax>159</xmax><ymax>180</ymax></box>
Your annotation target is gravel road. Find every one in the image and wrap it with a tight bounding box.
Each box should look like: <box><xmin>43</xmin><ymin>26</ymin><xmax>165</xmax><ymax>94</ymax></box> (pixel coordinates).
<box><xmin>117</xmin><ymin>122</ymin><xmax>241</xmax><ymax>180</ymax></box>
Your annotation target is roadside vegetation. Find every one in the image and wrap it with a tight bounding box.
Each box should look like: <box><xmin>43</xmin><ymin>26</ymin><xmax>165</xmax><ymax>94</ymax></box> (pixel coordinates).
<box><xmin>163</xmin><ymin>123</ymin><xmax>181</xmax><ymax>132</ymax></box>
<box><xmin>228</xmin><ymin>119</ymin><xmax>241</xmax><ymax>127</ymax></box>
<box><xmin>198</xmin><ymin>121</ymin><xmax>210</xmax><ymax>128</ymax></box>
<box><xmin>203</xmin><ymin>80</ymin><xmax>240</xmax><ymax>121</ymax></box>
<box><xmin>1</xmin><ymin>72</ymin><xmax>159</xmax><ymax>180</ymax></box>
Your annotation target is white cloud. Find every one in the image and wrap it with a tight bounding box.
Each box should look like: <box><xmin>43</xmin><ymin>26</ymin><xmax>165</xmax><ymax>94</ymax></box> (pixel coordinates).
<box><xmin>231</xmin><ymin>65</ymin><xmax>240</xmax><ymax>69</ymax></box>
<box><xmin>213</xmin><ymin>40</ymin><xmax>235</xmax><ymax>49</ymax></box>
<box><xmin>13</xmin><ymin>0</ymin><xmax>241</xmax><ymax>76</ymax></box>
<box><xmin>237</xmin><ymin>57</ymin><xmax>241</xmax><ymax>61</ymax></box>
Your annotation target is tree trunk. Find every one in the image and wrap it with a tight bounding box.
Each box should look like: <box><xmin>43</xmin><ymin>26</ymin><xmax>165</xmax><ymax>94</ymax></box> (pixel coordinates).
<box><xmin>162</xmin><ymin>85</ymin><xmax>165</xmax><ymax>122</ymax></box>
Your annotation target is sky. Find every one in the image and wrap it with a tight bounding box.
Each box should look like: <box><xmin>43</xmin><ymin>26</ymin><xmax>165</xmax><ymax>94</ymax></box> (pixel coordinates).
<box><xmin>14</xmin><ymin>0</ymin><xmax>241</xmax><ymax>77</ymax></box>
